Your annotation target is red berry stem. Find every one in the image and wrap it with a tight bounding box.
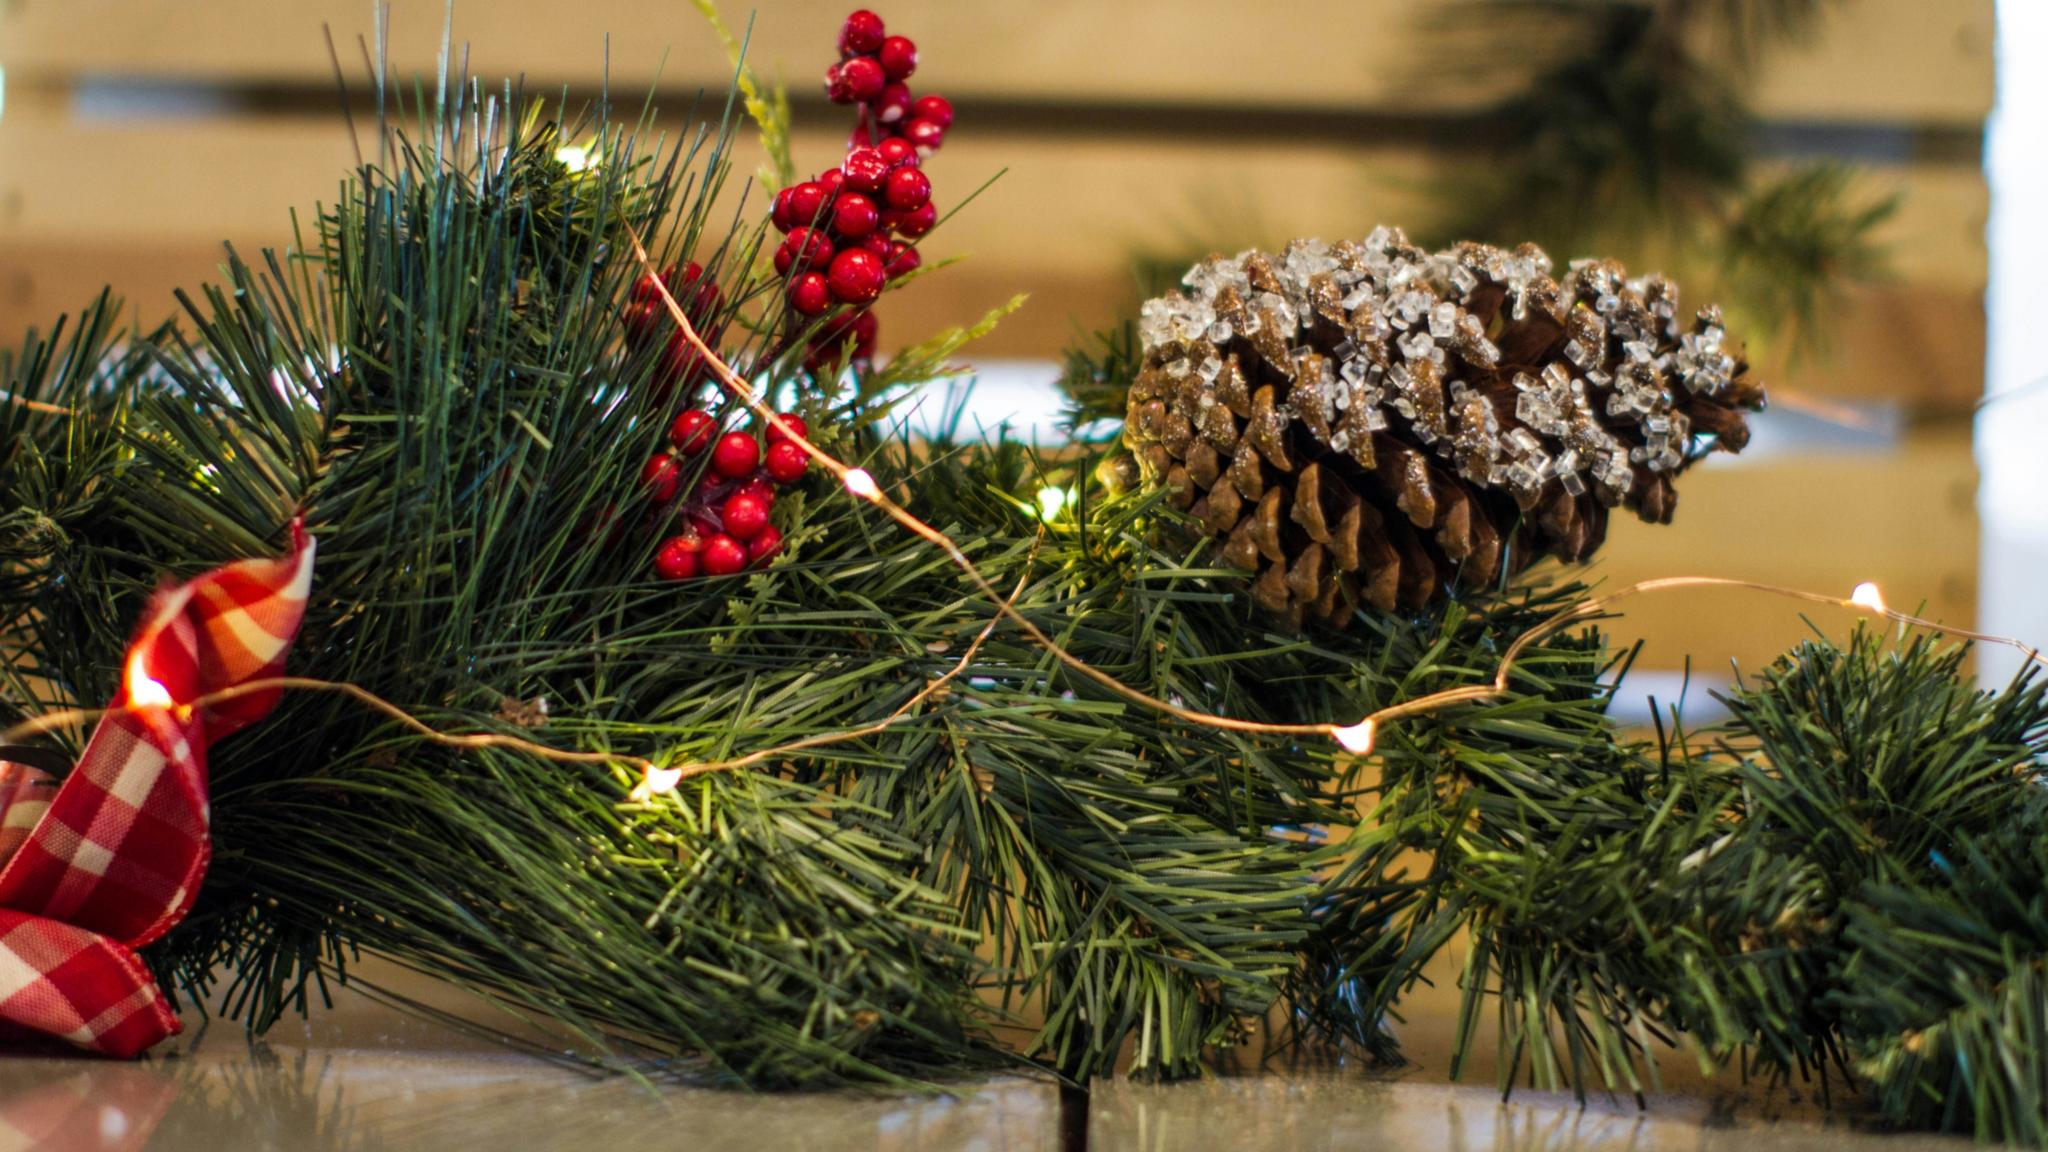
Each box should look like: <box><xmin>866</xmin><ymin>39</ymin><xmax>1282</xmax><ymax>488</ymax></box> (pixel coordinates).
<box><xmin>628</xmin><ymin>10</ymin><xmax>957</xmax><ymax>588</ymax></box>
<box><xmin>772</xmin><ymin>8</ymin><xmax>954</xmax><ymax>376</ymax></box>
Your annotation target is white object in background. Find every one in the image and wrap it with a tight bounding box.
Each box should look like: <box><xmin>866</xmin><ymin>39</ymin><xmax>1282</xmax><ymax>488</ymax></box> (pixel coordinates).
<box><xmin>890</xmin><ymin>360</ymin><xmax>1073</xmax><ymax>444</ymax></box>
<box><xmin>1983</xmin><ymin>0</ymin><xmax>2048</xmax><ymax>683</ymax></box>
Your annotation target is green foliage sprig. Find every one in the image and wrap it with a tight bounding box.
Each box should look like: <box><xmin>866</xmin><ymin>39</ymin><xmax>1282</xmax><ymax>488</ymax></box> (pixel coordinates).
<box><xmin>1292</xmin><ymin>624</ymin><xmax>2048</xmax><ymax>1142</ymax></box>
<box><xmin>5</xmin><ymin>18</ymin><xmax>2048</xmax><ymax>1149</ymax></box>
<box><xmin>0</xmin><ymin>43</ymin><xmax>1626</xmax><ymax>1088</ymax></box>
<box><xmin>1425</xmin><ymin>0</ymin><xmax>1897</xmax><ymax>355</ymax></box>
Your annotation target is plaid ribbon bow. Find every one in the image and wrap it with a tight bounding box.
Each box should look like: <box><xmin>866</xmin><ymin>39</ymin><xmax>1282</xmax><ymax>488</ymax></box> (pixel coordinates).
<box><xmin>0</xmin><ymin>524</ymin><xmax>315</xmax><ymax>1057</ymax></box>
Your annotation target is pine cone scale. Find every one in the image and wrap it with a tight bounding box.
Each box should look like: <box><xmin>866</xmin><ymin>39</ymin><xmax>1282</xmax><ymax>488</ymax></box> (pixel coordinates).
<box><xmin>1126</xmin><ymin>229</ymin><xmax>1765</xmax><ymax>628</ymax></box>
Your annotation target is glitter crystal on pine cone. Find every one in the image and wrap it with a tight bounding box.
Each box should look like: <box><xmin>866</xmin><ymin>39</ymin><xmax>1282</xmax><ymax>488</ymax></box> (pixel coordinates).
<box><xmin>1124</xmin><ymin>228</ymin><xmax>1766</xmax><ymax>629</ymax></box>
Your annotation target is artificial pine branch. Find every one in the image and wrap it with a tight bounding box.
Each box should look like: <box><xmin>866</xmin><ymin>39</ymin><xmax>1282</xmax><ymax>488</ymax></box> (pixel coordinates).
<box><xmin>1292</xmin><ymin>624</ymin><xmax>2048</xmax><ymax>1136</ymax></box>
<box><xmin>8</xmin><ymin>13</ymin><xmax>2048</xmax><ymax>1145</ymax></box>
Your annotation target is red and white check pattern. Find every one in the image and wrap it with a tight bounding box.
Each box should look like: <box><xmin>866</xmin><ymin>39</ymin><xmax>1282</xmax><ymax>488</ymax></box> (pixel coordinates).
<box><xmin>0</xmin><ymin>524</ymin><xmax>314</xmax><ymax>1058</ymax></box>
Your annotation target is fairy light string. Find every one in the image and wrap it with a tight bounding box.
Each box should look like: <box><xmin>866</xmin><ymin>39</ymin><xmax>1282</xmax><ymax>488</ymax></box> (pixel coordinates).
<box><xmin>6</xmin><ymin>242</ymin><xmax>2041</xmax><ymax>794</ymax></box>
<box><xmin>622</xmin><ymin>223</ymin><xmax>2047</xmax><ymax>772</ymax></box>
<box><xmin>0</xmin><ymin>390</ymin><xmax>77</xmax><ymax>416</ymax></box>
<box><xmin>4</xmin><ymin>538</ymin><xmax>1046</xmax><ymax>797</ymax></box>
<box><xmin>624</xmin><ymin>223</ymin><xmax>1340</xmax><ymax>755</ymax></box>
<box><xmin>7</xmin><ymin>571</ymin><xmax>2033</xmax><ymax>790</ymax></box>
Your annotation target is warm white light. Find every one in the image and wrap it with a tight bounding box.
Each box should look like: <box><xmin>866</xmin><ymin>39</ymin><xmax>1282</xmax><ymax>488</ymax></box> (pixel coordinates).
<box><xmin>554</xmin><ymin>144</ymin><xmax>595</xmax><ymax>173</ymax></box>
<box><xmin>125</xmin><ymin>654</ymin><xmax>174</xmax><ymax>709</ymax></box>
<box><xmin>1332</xmin><ymin>718</ymin><xmax>1376</xmax><ymax>755</ymax></box>
<box><xmin>1035</xmin><ymin>486</ymin><xmax>1072</xmax><ymax>520</ymax></box>
<box><xmin>844</xmin><ymin>468</ymin><xmax>880</xmax><ymax>501</ymax></box>
<box><xmin>630</xmin><ymin>767</ymin><xmax>684</xmax><ymax>802</ymax></box>
<box><xmin>1850</xmin><ymin>582</ymin><xmax>1888</xmax><ymax>614</ymax></box>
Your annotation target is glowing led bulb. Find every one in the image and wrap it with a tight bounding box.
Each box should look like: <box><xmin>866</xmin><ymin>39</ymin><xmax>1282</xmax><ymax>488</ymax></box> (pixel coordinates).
<box><xmin>1850</xmin><ymin>582</ymin><xmax>1888</xmax><ymax>614</ymax></box>
<box><xmin>630</xmin><ymin>767</ymin><xmax>685</xmax><ymax>802</ymax></box>
<box><xmin>1035</xmin><ymin>486</ymin><xmax>1072</xmax><ymax>520</ymax></box>
<box><xmin>844</xmin><ymin>468</ymin><xmax>880</xmax><ymax>501</ymax></box>
<box><xmin>1332</xmin><ymin>718</ymin><xmax>1377</xmax><ymax>755</ymax></box>
<box><xmin>125</xmin><ymin>655</ymin><xmax>173</xmax><ymax>709</ymax></box>
<box><xmin>554</xmin><ymin>144</ymin><xmax>595</xmax><ymax>173</ymax></box>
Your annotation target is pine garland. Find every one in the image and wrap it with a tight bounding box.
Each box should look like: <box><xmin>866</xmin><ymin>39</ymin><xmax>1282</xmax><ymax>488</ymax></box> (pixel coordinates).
<box><xmin>2</xmin><ymin>27</ymin><xmax>2046</xmax><ymax>1148</ymax></box>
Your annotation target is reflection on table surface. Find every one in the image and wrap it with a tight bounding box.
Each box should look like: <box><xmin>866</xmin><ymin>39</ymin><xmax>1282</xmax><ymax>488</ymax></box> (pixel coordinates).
<box><xmin>0</xmin><ymin>975</ymin><xmax>1980</xmax><ymax>1152</ymax></box>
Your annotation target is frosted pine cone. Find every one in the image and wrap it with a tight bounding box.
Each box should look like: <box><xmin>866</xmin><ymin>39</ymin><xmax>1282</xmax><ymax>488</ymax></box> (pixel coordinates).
<box><xmin>1124</xmin><ymin>228</ymin><xmax>1765</xmax><ymax>629</ymax></box>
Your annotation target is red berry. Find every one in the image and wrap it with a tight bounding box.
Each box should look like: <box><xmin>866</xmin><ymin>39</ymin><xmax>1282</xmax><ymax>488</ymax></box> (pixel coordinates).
<box><xmin>721</xmin><ymin>490</ymin><xmax>772</xmax><ymax>540</ymax></box>
<box><xmin>765</xmin><ymin>439</ymin><xmax>810</xmax><ymax>484</ymax></box>
<box><xmin>623</xmin><ymin>298</ymin><xmax>664</xmax><ymax>348</ymax></box>
<box><xmin>736</xmin><ymin>476</ymin><xmax>778</xmax><ymax>505</ymax></box>
<box><xmin>787</xmin><ymin>181</ymin><xmax>830</xmax><ymax>226</ymax></box>
<box><xmin>630</xmin><ymin>262</ymin><xmax>701</xmax><ymax>305</ymax></box>
<box><xmin>780</xmin><ymin>226</ymin><xmax>834</xmax><ymax>274</ymax></box>
<box><xmin>886</xmin><ymin>201</ymin><xmax>938</xmax><ymax>238</ymax></box>
<box><xmin>910</xmin><ymin>94</ymin><xmax>954</xmax><ymax>130</ymax></box>
<box><xmin>659</xmin><ymin>532</ymin><xmax>716</xmax><ymax>582</ymax></box>
<box><xmin>655</xmin><ymin>532</ymin><xmax>705</xmax><ymax>581</ymax></box>
<box><xmin>877</xmin><ymin>36</ymin><xmax>918</xmax><ymax>81</ymax></box>
<box><xmin>641</xmin><ymin>453</ymin><xmax>682</xmax><ymax>503</ymax></box>
<box><xmin>842</xmin><ymin>147</ymin><xmax>890</xmax><ymax>193</ymax></box>
<box><xmin>860</xmin><ymin>231</ymin><xmax>894</xmax><ymax>258</ymax></box>
<box><xmin>702</xmin><ymin>533</ymin><xmax>749</xmax><ymax>577</ymax></box>
<box><xmin>710</xmin><ymin>431</ymin><xmax>760</xmax><ymax>479</ymax></box>
<box><xmin>816</xmin><ymin>308</ymin><xmax>864</xmax><ymax>343</ymax></box>
<box><xmin>668</xmin><ymin>409</ymin><xmax>716</xmax><ymax>454</ymax></box>
<box><xmin>884</xmin><ymin>167</ymin><xmax>931</xmax><ymax>211</ymax></box>
<box><xmin>824</xmin><ymin>63</ymin><xmax>855</xmax><ymax>105</ymax></box>
<box><xmin>749</xmin><ymin>525</ymin><xmax>784</xmax><ymax>565</ymax></box>
<box><xmin>875</xmin><ymin>83</ymin><xmax>913</xmax><ymax>126</ymax></box>
<box><xmin>772</xmin><ymin>186</ymin><xmax>798</xmax><ymax>232</ymax></box>
<box><xmin>788</xmin><ymin>272</ymin><xmax>833</xmax><ymax>316</ymax></box>
<box><xmin>854</xmin><ymin>308</ymin><xmax>880</xmax><ymax>345</ymax></box>
<box><xmin>827</xmin><ymin>249</ymin><xmax>886</xmax><ymax>304</ymax></box>
<box><xmin>848</xmin><ymin>123</ymin><xmax>876</xmax><ymax>149</ymax></box>
<box><xmin>839</xmin><ymin>9</ymin><xmax>886</xmax><ymax>56</ymax></box>
<box><xmin>876</xmin><ymin>137</ymin><xmax>919</xmax><ymax>169</ymax></box>
<box><xmin>835</xmin><ymin>56</ymin><xmax>886</xmax><ymax>103</ymax></box>
<box><xmin>688</xmin><ymin>279</ymin><xmax>723</xmax><ymax>325</ymax></box>
<box><xmin>632</xmin><ymin>273</ymin><xmax>715</xmax><ymax>355</ymax></box>
<box><xmin>883</xmin><ymin>240</ymin><xmax>921</xmax><ymax>279</ymax></box>
<box><xmin>816</xmin><ymin>168</ymin><xmax>846</xmax><ymax>198</ymax></box>
<box><xmin>767</xmin><ymin>413</ymin><xmax>809</xmax><ymax>444</ymax></box>
<box><xmin>832</xmin><ymin>193</ymin><xmax>880</xmax><ymax>237</ymax></box>
<box><xmin>657</xmin><ymin>339</ymin><xmax>705</xmax><ymax>393</ymax></box>
<box><xmin>903</xmin><ymin>117</ymin><xmax>946</xmax><ymax>154</ymax></box>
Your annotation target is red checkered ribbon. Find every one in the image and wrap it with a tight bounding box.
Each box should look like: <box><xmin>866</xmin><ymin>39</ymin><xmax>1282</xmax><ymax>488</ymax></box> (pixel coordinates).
<box><xmin>0</xmin><ymin>524</ymin><xmax>315</xmax><ymax>1057</ymax></box>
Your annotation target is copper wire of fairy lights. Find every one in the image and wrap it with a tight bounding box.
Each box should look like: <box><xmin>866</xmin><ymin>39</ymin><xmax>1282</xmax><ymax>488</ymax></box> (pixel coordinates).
<box><xmin>1</xmin><ymin>543</ymin><xmax>1042</xmax><ymax>799</ymax></box>
<box><xmin>3</xmin><ymin>240</ymin><xmax>2042</xmax><ymax>793</ymax></box>
<box><xmin>621</xmin><ymin>226</ymin><xmax>2048</xmax><ymax>775</ymax></box>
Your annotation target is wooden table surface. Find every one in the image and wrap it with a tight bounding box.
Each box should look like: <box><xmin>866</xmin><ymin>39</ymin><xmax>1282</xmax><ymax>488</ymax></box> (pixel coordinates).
<box><xmin>0</xmin><ymin>954</ymin><xmax>1996</xmax><ymax>1151</ymax></box>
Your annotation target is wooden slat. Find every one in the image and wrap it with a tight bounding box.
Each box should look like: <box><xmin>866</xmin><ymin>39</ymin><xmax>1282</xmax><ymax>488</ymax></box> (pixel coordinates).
<box><xmin>1747</xmin><ymin>1</ymin><xmax>1996</xmax><ymax>125</ymax></box>
<box><xmin>0</xmin><ymin>91</ymin><xmax>1987</xmax><ymax>402</ymax></box>
<box><xmin>1584</xmin><ymin>424</ymin><xmax>1978</xmax><ymax>674</ymax></box>
<box><xmin>0</xmin><ymin>103</ymin><xmax>1983</xmax><ymax>274</ymax></box>
<box><xmin>1</xmin><ymin>0</ymin><xmax>1993</xmax><ymax>122</ymax></box>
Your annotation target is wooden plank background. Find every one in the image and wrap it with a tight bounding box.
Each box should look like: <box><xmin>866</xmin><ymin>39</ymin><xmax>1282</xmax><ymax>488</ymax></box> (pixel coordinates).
<box><xmin>0</xmin><ymin>0</ymin><xmax>1993</xmax><ymax>675</ymax></box>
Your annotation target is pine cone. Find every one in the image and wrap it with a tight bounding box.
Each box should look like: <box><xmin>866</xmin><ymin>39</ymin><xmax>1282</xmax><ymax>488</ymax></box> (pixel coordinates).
<box><xmin>1124</xmin><ymin>229</ymin><xmax>1765</xmax><ymax>629</ymax></box>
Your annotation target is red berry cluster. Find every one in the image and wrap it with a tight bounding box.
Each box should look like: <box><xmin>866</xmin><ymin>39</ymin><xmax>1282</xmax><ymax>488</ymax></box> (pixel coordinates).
<box><xmin>771</xmin><ymin>9</ymin><xmax>954</xmax><ymax>373</ymax></box>
<box><xmin>622</xmin><ymin>261</ymin><xmax>725</xmax><ymax>401</ymax></box>
<box><xmin>645</xmin><ymin>411</ymin><xmax>813</xmax><ymax>580</ymax></box>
